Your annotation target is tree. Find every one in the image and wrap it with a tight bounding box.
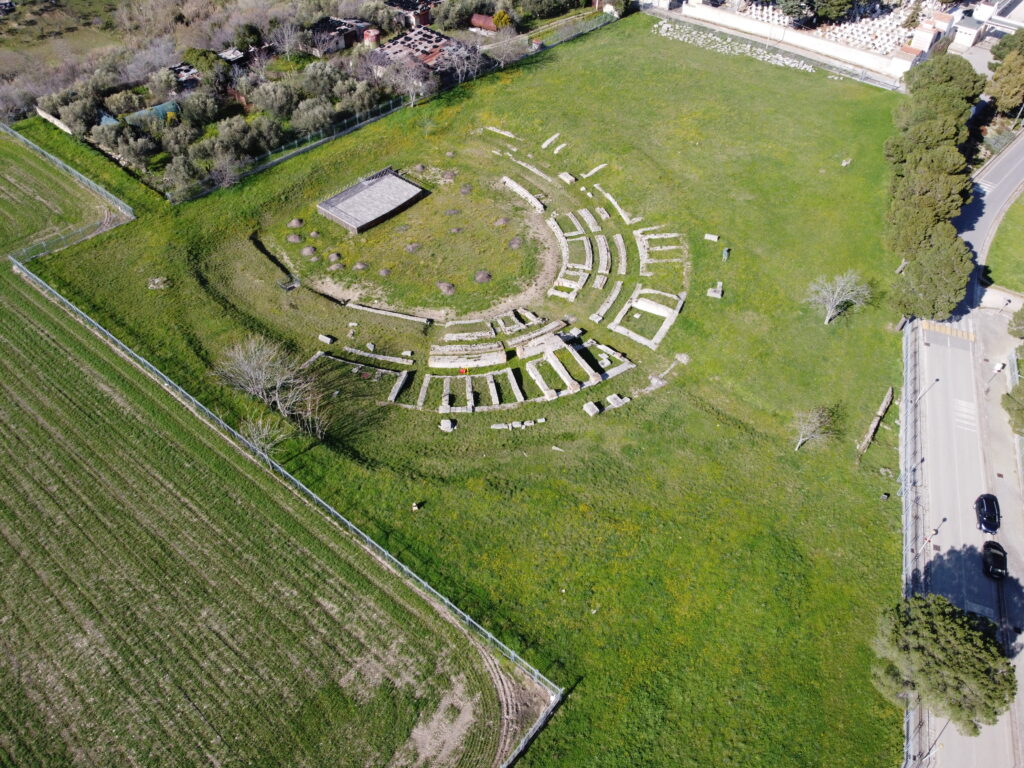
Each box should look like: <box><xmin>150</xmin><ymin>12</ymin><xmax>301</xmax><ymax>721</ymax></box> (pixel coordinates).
<box><xmin>238</xmin><ymin>413</ymin><xmax>292</xmax><ymax>457</ymax></box>
<box><xmin>873</xmin><ymin>593</ymin><xmax>1016</xmax><ymax>736</ymax></box>
<box><xmin>269</xmin><ymin>20</ymin><xmax>301</xmax><ymax>59</ymax></box>
<box><xmin>890</xmin><ymin>163</ymin><xmax>972</xmax><ymax>222</ymax></box>
<box><xmin>104</xmin><ymin>89</ymin><xmax>146</xmax><ymax>116</ymax></box>
<box><xmin>1008</xmin><ymin>306</ymin><xmax>1024</xmax><ymax>339</ymax></box>
<box><xmin>493</xmin><ymin>8</ymin><xmax>512</xmax><ymax>27</ymax></box>
<box><xmin>251</xmin><ymin>81</ymin><xmax>298</xmax><ymax>118</ymax></box>
<box><xmin>777</xmin><ymin>0</ymin><xmax>810</xmax><ymax>20</ymax></box>
<box><xmin>180</xmin><ymin>88</ymin><xmax>220</xmax><ymax>124</ymax></box>
<box><xmin>804</xmin><ymin>270</ymin><xmax>871</xmax><ymax>324</ymax></box>
<box><xmin>791</xmin><ymin>406</ymin><xmax>835</xmax><ymax>451</ymax></box>
<box><xmin>216</xmin><ymin>336</ymin><xmax>301</xmax><ymax>406</ymax></box>
<box><xmin>442</xmin><ymin>43</ymin><xmax>485</xmax><ymax>84</ymax></box>
<box><xmin>812</xmin><ymin>0</ymin><xmax>852</xmax><ymax>23</ymax></box>
<box><xmin>1003</xmin><ymin>380</ymin><xmax>1024</xmax><ymax>434</ymax></box>
<box><xmin>892</xmin><ymin>223</ymin><xmax>974</xmax><ymax>320</ymax></box>
<box><xmin>904</xmin><ymin>54</ymin><xmax>985</xmax><ymax>107</ymax></box>
<box><xmin>304</xmin><ymin>60</ymin><xmax>342</xmax><ymax>98</ymax></box>
<box><xmin>162</xmin><ymin>154</ymin><xmax>200</xmax><ymax>201</ymax></box>
<box><xmin>489</xmin><ymin>27</ymin><xmax>528</xmax><ymax>68</ymax></box>
<box><xmin>992</xmin><ymin>28</ymin><xmax>1024</xmax><ymax>66</ymax></box>
<box><xmin>989</xmin><ymin>51</ymin><xmax>1024</xmax><ymax>115</ymax></box>
<box><xmin>146</xmin><ymin>68</ymin><xmax>178</xmax><ymax>104</ymax></box>
<box><xmin>234</xmin><ymin>22</ymin><xmax>264</xmax><ymax>50</ymax></box>
<box><xmin>291</xmin><ymin>96</ymin><xmax>334</xmax><ymax>136</ymax></box>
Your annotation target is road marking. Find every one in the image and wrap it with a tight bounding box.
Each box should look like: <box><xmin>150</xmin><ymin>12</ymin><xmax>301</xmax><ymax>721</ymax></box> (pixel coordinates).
<box><xmin>953</xmin><ymin>398</ymin><xmax>978</xmax><ymax>432</ymax></box>
<box><xmin>977</xmin><ymin>179</ymin><xmax>995</xmax><ymax>193</ymax></box>
<box><xmin>966</xmin><ymin>599</ymin><xmax>998</xmax><ymax>621</ymax></box>
<box><xmin>920</xmin><ymin>320</ymin><xmax>975</xmax><ymax>341</ymax></box>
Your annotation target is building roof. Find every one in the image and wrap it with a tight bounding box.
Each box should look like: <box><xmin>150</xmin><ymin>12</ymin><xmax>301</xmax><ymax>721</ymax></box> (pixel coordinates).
<box><xmin>376</xmin><ymin>26</ymin><xmax>459</xmax><ymax>68</ymax></box>
<box><xmin>471</xmin><ymin>13</ymin><xmax>497</xmax><ymax>31</ymax></box>
<box><xmin>957</xmin><ymin>15</ymin><xmax>983</xmax><ymax>29</ymax></box>
<box><xmin>125</xmin><ymin>100</ymin><xmax>180</xmax><ymax>126</ymax></box>
<box><xmin>317</xmin><ymin>169</ymin><xmax>426</xmax><ymax>232</ymax></box>
<box><xmin>384</xmin><ymin>0</ymin><xmax>433</xmax><ymax>12</ymax></box>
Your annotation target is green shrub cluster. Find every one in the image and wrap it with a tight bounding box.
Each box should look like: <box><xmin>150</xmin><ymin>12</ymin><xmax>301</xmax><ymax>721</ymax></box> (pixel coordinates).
<box><xmin>885</xmin><ymin>55</ymin><xmax>983</xmax><ymax>320</ymax></box>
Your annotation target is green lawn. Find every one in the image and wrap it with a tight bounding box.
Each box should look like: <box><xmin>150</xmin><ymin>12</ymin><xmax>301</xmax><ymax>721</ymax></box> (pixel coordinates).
<box><xmin>988</xmin><ymin>194</ymin><xmax>1024</xmax><ymax>293</ymax></box>
<box><xmin>14</xmin><ymin>15</ymin><xmax>905</xmax><ymax>768</ymax></box>
<box><xmin>0</xmin><ymin>130</ymin><xmax>118</xmax><ymax>255</ymax></box>
<box><xmin>0</xmin><ymin>261</ymin><xmax>546</xmax><ymax>767</ymax></box>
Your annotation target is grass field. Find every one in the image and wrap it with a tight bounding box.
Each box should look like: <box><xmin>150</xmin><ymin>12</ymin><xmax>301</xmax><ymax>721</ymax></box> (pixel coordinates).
<box><xmin>988</xmin><ymin>195</ymin><xmax>1024</xmax><ymax>293</ymax></box>
<box><xmin>0</xmin><ymin>262</ymin><xmax>551</xmax><ymax>766</ymax></box>
<box><xmin>15</xmin><ymin>15</ymin><xmax>906</xmax><ymax>768</ymax></box>
<box><xmin>0</xmin><ymin>130</ymin><xmax>119</xmax><ymax>255</ymax></box>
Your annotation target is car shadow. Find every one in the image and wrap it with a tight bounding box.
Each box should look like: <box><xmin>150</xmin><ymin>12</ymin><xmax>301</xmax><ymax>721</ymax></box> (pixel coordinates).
<box><xmin>919</xmin><ymin>544</ymin><xmax>1024</xmax><ymax>657</ymax></box>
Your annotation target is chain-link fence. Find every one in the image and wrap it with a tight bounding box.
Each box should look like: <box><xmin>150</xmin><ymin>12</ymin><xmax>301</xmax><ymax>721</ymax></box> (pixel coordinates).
<box><xmin>7</xmin><ymin>252</ymin><xmax>563</xmax><ymax>767</ymax></box>
<box><xmin>897</xmin><ymin>320</ymin><xmax>930</xmax><ymax>768</ymax></box>
<box><xmin>1</xmin><ymin>123</ymin><xmax>135</xmax><ymax>218</ymax></box>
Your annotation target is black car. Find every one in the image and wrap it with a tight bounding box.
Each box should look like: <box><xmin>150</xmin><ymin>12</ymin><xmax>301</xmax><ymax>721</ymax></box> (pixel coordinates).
<box><xmin>975</xmin><ymin>494</ymin><xmax>1001</xmax><ymax>534</ymax></box>
<box><xmin>983</xmin><ymin>541</ymin><xmax>1008</xmax><ymax>580</ymax></box>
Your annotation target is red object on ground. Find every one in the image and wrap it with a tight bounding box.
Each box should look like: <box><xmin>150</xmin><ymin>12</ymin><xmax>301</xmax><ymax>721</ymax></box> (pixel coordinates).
<box><xmin>459</xmin><ymin>368</ymin><xmax>468</xmax><ymax>374</ymax></box>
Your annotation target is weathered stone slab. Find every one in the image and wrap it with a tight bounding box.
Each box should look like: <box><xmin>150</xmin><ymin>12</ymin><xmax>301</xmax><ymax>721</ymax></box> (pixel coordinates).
<box><xmin>500</xmin><ymin>176</ymin><xmax>544</xmax><ymax>212</ymax></box>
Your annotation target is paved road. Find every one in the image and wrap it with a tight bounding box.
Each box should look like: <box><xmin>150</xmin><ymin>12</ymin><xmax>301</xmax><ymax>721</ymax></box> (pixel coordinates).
<box><xmin>955</xmin><ymin>130</ymin><xmax>1024</xmax><ymax>264</ymax></box>
<box><xmin>908</xmin><ymin>131</ymin><xmax>1024</xmax><ymax>768</ymax></box>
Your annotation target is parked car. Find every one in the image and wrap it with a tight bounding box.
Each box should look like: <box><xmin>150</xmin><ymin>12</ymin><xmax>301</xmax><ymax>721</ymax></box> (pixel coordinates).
<box><xmin>975</xmin><ymin>493</ymin><xmax>1001</xmax><ymax>534</ymax></box>
<box><xmin>983</xmin><ymin>541</ymin><xmax>1008</xmax><ymax>580</ymax></box>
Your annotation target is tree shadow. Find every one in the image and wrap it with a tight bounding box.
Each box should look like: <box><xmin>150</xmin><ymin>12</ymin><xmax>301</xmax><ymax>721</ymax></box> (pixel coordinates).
<box><xmin>918</xmin><ymin>544</ymin><xmax>1024</xmax><ymax>657</ymax></box>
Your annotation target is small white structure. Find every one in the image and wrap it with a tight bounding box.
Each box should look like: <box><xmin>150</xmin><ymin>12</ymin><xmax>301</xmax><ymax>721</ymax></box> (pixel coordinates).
<box><xmin>318</xmin><ymin>334</ymin><xmax>336</xmax><ymax>344</ymax></box>
<box><xmin>439</xmin><ymin>419</ymin><xmax>456</xmax><ymax>432</ymax></box>
<box><xmin>706</xmin><ymin>281</ymin><xmax>723</xmax><ymax>299</ymax></box>
<box><xmin>583</xmin><ymin>402</ymin><xmax>601</xmax><ymax>417</ymax></box>
<box><xmin>950</xmin><ymin>16</ymin><xmax>984</xmax><ymax>51</ymax></box>
<box><xmin>704</xmin><ymin>233</ymin><xmax>719</xmax><ymax>242</ymax></box>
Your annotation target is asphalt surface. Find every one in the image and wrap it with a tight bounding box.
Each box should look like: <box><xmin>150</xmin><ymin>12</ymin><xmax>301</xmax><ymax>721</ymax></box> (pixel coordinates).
<box><xmin>910</xmin><ymin>132</ymin><xmax>1024</xmax><ymax>767</ymax></box>
<box><xmin>955</xmin><ymin>130</ymin><xmax>1024</xmax><ymax>265</ymax></box>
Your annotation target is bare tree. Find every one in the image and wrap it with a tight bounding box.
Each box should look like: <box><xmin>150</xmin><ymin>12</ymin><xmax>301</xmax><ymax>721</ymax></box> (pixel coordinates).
<box><xmin>804</xmin><ymin>270</ymin><xmax>871</xmax><ymax>325</ymax></box>
<box><xmin>270</xmin><ymin>21</ymin><xmax>302</xmax><ymax>59</ymax></box>
<box><xmin>792</xmin><ymin>406</ymin><xmax>835</xmax><ymax>451</ymax></box>
<box><xmin>442</xmin><ymin>43</ymin><xmax>485</xmax><ymax>84</ymax></box>
<box><xmin>381</xmin><ymin>57</ymin><xmax>435</xmax><ymax>105</ymax></box>
<box><xmin>239</xmin><ymin>413</ymin><xmax>292</xmax><ymax>457</ymax></box>
<box><xmin>216</xmin><ymin>336</ymin><xmax>299</xmax><ymax>404</ymax></box>
<box><xmin>488</xmin><ymin>27</ymin><xmax>528</xmax><ymax>68</ymax></box>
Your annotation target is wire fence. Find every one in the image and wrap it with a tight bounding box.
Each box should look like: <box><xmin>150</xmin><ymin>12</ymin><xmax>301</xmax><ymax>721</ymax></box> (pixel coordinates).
<box><xmin>898</xmin><ymin>319</ymin><xmax>930</xmax><ymax>768</ymax></box>
<box><xmin>0</xmin><ymin>123</ymin><xmax>135</xmax><ymax>219</ymax></box>
<box><xmin>182</xmin><ymin>96</ymin><xmax>406</xmax><ymax>202</ymax></box>
<box><xmin>6</xmin><ymin>251</ymin><xmax>563</xmax><ymax>767</ymax></box>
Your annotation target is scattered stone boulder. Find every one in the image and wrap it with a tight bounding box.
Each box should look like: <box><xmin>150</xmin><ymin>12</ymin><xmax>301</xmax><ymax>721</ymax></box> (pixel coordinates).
<box><xmin>309</xmin><ymin>255</ymin><xmax>320</xmax><ymax>262</ymax></box>
<box><xmin>413</xmin><ymin>163</ymin><xmax>426</xmax><ymax>173</ymax></box>
<box><xmin>437</xmin><ymin>281</ymin><xmax>456</xmax><ymax>296</ymax></box>
<box><xmin>494</xmin><ymin>217</ymin><xmax>509</xmax><ymax>227</ymax></box>
<box><xmin>353</xmin><ymin>261</ymin><xmax>368</xmax><ymax>271</ymax></box>
<box><xmin>439</xmin><ymin>419</ymin><xmax>456</xmax><ymax>432</ymax></box>
<box><xmin>395</xmin><ymin>224</ymin><xmax>409</xmax><ymax>232</ymax></box>
<box><xmin>379</xmin><ymin>268</ymin><xmax>391</xmax><ymax>276</ymax></box>
<box><xmin>328</xmin><ymin>252</ymin><xmax>340</xmax><ymax>262</ymax></box>
<box><xmin>445</xmin><ymin>208</ymin><xmax>460</xmax><ymax>216</ymax></box>
<box><xmin>287</xmin><ymin>233</ymin><xmax>302</xmax><ymax>243</ymax></box>
<box><xmin>147</xmin><ymin>276</ymin><xmax>170</xmax><ymax>290</ymax></box>
<box><xmin>301</xmin><ymin>246</ymin><xmax>317</xmax><ymax>256</ymax></box>
<box><xmin>460</xmin><ymin>183</ymin><xmax>472</xmax><ymax>195</ymax></box>
<box><xmin>508</xmin><ymin>237</ymin><xmax>522</xmax><ymax>249</ymax></box>
<box><xmin>442</xmin><ymin>170</ymin><xmax>456</xmax><ymax>181</ymax></box>
<box><xmin>450</xmin><ymin>227</ymin><xmax>462</xmax><ymax>234</ymax></box>
<box><xmin>287</xmin><ymin>218</ymin><xmax>303</xmax><ymax>228</ymax></box>
<box><xmin>309</xmin><ymin>230</ymin><xmax>320</xmax><ymax>238</ymax></box>
<box><xmin>328</xmin><ymin>263</ymin><xmax>342</xmax><ymax>271</ymax></box>
<box><xmin>445</xmin><ymin>150</ymin><xmax>455</xmax><ymax>158</ymax></box>
<box><xmin>405</xmin><ymin>243</ymin><xmax>421</xmax><ymax>253</ymax></box>
<box><xmin>474</xmin><ymin>270</ymin><xmax>492</xmax><ymax>284</ymax></box>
